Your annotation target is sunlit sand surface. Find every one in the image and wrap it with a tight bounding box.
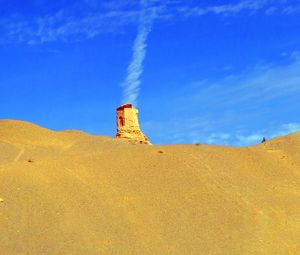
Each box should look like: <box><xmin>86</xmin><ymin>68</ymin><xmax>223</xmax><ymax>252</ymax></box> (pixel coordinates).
<box><xmin>0</xmin><ymin>120</ymin><xmax>299</xmax><ymax>254</ymax></box>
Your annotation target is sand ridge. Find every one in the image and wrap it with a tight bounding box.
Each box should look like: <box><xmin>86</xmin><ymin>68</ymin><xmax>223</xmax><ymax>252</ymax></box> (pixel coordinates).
<box><xmin>0</xmin><ymin>120</ymin><xmax>299</xmax><ymax>255</ymax></box>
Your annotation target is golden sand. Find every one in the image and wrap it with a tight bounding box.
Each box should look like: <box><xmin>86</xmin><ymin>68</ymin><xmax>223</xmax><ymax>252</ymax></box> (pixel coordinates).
<box><xmin>0</xmin><ymin>120</ymin><xmax>299</xmax><ymax>254</ymax></box>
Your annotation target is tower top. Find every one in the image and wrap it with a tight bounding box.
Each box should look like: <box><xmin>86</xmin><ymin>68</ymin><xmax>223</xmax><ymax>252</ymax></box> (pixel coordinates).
<box><xmin>117</xmin><ymin>103</ymin><xmax>133</xmax><ymax>111</ymax></box>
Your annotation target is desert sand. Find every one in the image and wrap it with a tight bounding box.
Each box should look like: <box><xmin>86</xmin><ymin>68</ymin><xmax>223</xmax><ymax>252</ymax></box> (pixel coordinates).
<box><xmin>0</xmin><ymin>119</ymin><xmax>299</xmax><ymax>255</ymax></box>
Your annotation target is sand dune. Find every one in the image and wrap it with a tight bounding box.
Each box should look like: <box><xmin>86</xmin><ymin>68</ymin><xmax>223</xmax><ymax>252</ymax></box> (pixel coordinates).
<box><xmin>0</xmin><ymin>120</ymin><xmax>299</xmax><ymax>255</ymax></box>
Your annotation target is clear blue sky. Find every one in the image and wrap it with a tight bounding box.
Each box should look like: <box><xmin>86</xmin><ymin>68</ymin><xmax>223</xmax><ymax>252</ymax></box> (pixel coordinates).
<box><xmin>1</xmin><ymin>0</ymin><xmax>300</xmax><ymax>145</ymax></box>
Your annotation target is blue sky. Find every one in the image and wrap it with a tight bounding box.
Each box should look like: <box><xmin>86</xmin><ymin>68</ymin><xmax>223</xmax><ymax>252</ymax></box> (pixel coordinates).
<box><xmin>0</xmin><ymin>0</ymin><xmax>300</xmax><ymax>145</ymax></box>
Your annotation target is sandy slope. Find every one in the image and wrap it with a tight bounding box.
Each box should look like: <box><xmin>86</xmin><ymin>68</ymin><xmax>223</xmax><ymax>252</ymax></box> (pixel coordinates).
<box><xmin>0</xmin><ymin>120</ymin><xmax>299</xmax><ymax>255</ymax></box>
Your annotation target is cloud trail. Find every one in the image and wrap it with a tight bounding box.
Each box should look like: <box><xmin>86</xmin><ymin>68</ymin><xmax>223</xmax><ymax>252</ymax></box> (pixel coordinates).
<box><xmin>121</xmin><ymin>0</ymin><xmax>156</xmax><ymax>106</ymax></box>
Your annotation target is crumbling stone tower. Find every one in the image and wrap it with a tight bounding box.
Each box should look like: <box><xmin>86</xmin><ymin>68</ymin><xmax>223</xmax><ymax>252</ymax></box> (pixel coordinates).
<box><xmin>116</xmin><ymin>103</ymin><xmax>151</xmax><ymax>145</ymax></box>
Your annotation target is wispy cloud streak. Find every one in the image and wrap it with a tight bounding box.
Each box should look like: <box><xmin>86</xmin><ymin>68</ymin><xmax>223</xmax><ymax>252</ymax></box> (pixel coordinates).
<box><xmin>177</xmin><ymin>0</ymin><xmax>269</xmax><ymax>17</ymax></box>
<box><xmin>1</xmin><ymin>0</ymin><xmax>299</xmax><ymax>44</ymax></box>
<box><xmin>142</xmin><ymin>55</ymin><xmax>300</xmax><ymax>145</ymax></box>
<box><xmin>121</xmin><ymin>0</ymin><xmax>156</xmax><ymax>106</ymax></box>
<box><xmin>1</xmin><ymin>9</ymin><xmax>139</xmax><ymax>45</ymax></box>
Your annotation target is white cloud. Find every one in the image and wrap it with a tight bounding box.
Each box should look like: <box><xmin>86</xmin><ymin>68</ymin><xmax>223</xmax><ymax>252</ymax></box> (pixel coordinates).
<box><xmin>144</xmin><ymin>118</ymin><xmax>300</xmax><ymax>146</ymax></box>
<box><xmin>4</xmin><ymin>9</ymin><xmax>139</xmax><ymax>45</ymax></box>
<box><xmin>142</xmin><ymin>55</ymin><xmax>300</xmax><ymax>145</ymax></box>
<box><xmin>265</xmin><ymin>6</ymin><xmax>277</xmax><ymax>15</ymax></box>
<box><xmin>236</xmin><ymin>133</ymin><xmax>264</xmax><ymax>145</ymax></box>
<box><xmin>192</xmin><ymin>123</ymin><xmax>300</xmax><ymax>146</ymax></box>
<box><xmin>270</xmin><ymin>123</ymin><xmax>300</xmax><ymax>137</ymax></box>
<box><xmin>234</xmin><ymin>123</ymin><xmax>300</xmax><ymax>146</ymax></box>
<box><xmin>121</xmin><ymin>0</ymin><xmax>157</xmax><ymax>106</ymax></box>
<box><xmin>177</xmin><ymin>0</ymin><xmax>300</xmax><ymax>17</ymax></box>
<box><xmin>177</xmin><ymin>0</ymin><xmax>269</xmax><ymax>17</ymax></box>
<box><xmin>191</xmin><ymin>56</ymin><xmax>300</xmax><ymax>108</ymax></box>
<box><xmin>206</xmin><ymin>133</ymin><xmax>231</xmax><ymax>145</ymax></box>
<box><xmin>1</xmin><ymin>0</ymin><xmax>299</xmax><ymax>44</ymax></box>
<box><xmin>283</xmin><ymin>4</ymin><xmax>300</xmax><ymax>15</ymax></box>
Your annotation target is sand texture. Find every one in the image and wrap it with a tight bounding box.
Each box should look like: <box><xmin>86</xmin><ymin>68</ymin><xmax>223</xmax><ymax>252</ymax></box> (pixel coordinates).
<box><xmin>0</xmin><ymin>120</ymin><xmax>299</xmax><ymax>255</ymax></box>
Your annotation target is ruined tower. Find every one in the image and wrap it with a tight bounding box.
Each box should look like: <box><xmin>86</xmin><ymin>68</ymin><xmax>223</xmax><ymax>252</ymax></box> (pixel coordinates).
<box><xmin>116</xmin><ymin>103</ymin><xmax>151</xmax><ymax>145</ymax></box>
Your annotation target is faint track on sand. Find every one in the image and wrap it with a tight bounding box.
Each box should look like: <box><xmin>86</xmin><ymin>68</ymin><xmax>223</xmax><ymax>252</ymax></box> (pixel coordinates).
<box><xmin>14</xmin><ymin>148</ymin><xmax>25</xmax><ymax>162</ymax></box>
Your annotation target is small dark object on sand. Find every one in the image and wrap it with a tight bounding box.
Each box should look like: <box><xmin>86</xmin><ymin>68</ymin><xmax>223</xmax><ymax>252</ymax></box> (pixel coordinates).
<box><xmin>261</xmin><ymin>137</ymin><xmax>266</xmax><ymax>143</ymax></box>
<box><xmin>28</xmin><ymin>159</ymin><xmax>34</xmax><ymax>163</ymax></box>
